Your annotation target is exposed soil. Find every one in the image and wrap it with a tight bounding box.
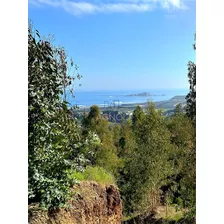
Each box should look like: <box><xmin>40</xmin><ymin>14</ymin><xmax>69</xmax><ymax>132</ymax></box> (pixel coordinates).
<box><xmin>28</xmin><ymin>181</ymin><xmax>123</xmax><ymax>224</ymax></box>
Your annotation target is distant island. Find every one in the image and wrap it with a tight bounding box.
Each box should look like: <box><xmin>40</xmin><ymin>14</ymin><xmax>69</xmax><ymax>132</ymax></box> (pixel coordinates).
<box><xmin>126</xmin><ymin>92</ymin><xmax>165</xmax><ymax>97</ymax></box>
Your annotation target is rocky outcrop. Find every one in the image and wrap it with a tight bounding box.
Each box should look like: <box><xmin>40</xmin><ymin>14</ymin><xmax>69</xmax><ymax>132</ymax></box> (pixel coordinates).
<box><xmin>28</xmin><ymin>181</ymin><xmax>123</xmax><ymax>224</ymax></box>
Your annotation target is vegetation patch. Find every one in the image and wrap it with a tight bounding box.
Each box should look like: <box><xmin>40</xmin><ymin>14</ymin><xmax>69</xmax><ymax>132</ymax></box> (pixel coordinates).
<box><xmin>70</xmin><ymin>166</ymin><xmax>116</xmax><ymax>187</ymax></box>
<box><xmin>155</xmin><ymin>206</ymin><xmax>184</xmax><ymax>221</ymax></box>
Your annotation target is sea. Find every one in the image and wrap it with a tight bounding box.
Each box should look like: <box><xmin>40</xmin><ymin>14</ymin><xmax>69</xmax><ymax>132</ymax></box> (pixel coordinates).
<box><xmin>67</xmin><ymin>89</ymin><xmax>188</xmax><ymax>108</ymax></box>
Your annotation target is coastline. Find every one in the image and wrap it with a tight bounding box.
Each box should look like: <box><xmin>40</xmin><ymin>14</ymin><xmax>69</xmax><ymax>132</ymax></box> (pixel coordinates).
<box><xmin>74</xmin><ymin>95</ymin><xmax>186</xmax><ymax>112</ymax></box>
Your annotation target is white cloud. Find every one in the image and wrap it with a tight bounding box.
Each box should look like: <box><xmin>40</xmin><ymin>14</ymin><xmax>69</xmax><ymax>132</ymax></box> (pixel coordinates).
<box><xmin>158</xmin><ymin>0</ymin><xmax>187</xmax><ymax>10</ymax></box>
<box><xmin>63</xmin><ymin>2</ymin><xmax>153</xmax><ymax>15</ymax></box>
<box><xmin>29</xmin><ymin>0</ymin><xmax>42</xmax><ymax>7</ymax></box>
<box><xmin>29</xmin><ymin>0</ymin><xmax>189</xmax><ymax>16</ymax></box>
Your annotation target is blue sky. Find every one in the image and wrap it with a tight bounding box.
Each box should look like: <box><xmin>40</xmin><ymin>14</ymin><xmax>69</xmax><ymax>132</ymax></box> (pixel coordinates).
<box><xmin>28</xmin><ymin>0</ymin><xmax>196</xmax><ymax>91</ymax></box>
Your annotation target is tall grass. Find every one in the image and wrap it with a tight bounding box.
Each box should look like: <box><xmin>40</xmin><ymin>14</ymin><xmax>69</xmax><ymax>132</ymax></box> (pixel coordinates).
<box><xmin>71</xmin><ymin>166</ymin><xmax>116</xmax><ymax>186</ymax></box>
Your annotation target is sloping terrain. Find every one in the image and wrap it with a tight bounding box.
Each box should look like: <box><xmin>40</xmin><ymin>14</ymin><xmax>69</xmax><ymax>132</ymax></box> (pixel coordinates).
<box><xmin>28</xmin><ymin>181</ymin><xmax>123</xmax><ymax>224</ymax></box>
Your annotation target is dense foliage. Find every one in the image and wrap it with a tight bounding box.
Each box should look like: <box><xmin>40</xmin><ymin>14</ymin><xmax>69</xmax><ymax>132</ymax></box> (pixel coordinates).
<box><xmin>28</xmin><ymin>27</ymin><xmax>100</xmax><ymax>209</ymax></box>
<box><xmin>182</xmin><ymin>33</ymin><xmax>196</xmax><ymax>217</ymax></box>
<box><xmin>28</xmin><ymin>27</ymin><xmax>196</xmax><ymax>222</ymax></box>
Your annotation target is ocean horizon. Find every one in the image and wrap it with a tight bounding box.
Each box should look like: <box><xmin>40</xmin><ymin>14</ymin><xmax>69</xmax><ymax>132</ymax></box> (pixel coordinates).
<box><xmin>67</xmin><ymin>88</ymin><xmax>188</xmax><ymax>108</ymax></box>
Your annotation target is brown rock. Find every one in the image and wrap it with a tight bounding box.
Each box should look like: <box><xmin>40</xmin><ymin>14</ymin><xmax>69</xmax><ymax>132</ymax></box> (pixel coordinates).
<box><xmin>28</xmin><ymin>181</ymin><xmax>123</xmax><ymax>224</ymax></box>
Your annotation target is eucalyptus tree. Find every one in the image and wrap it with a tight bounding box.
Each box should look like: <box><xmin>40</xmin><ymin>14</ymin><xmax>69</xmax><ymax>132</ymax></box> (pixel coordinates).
<box><xmin>28</xmin><ymin>26</ymin><xmax>99</xmax><ymax>209</ymax></box>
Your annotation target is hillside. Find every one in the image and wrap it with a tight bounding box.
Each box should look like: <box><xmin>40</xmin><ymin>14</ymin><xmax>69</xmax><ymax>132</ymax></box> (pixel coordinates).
<box><xmin>74</xmin><ymin>95</ymin><xmax>187</xmax><ymax>122</ymax></box>
<box><xmin>28</xmin><ymin>181</ymin><xmax>123</xmax><ymax>224</ymax></box>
